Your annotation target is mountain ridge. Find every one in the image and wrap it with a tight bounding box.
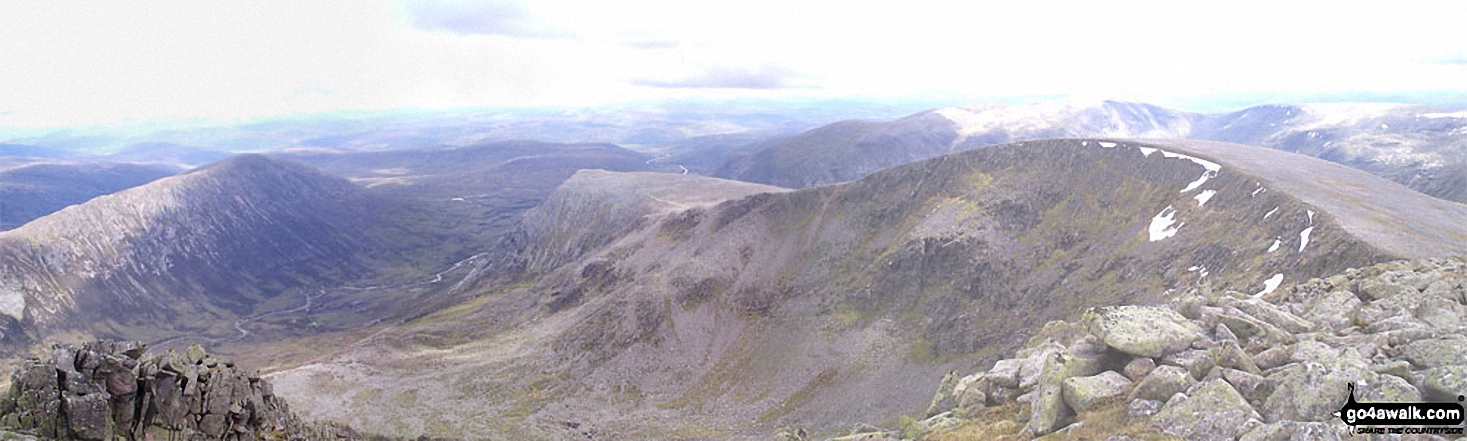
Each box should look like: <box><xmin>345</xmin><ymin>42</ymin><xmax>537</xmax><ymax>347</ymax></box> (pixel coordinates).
<box><xmin>0</xmin><ymin>154</ymin><xmax>384</xmax><ymax>347</ymax></box>
<box><xmin>264</xmin><ymin>138</ymin><xmax>1460</xmax><ymax>439</ymax></box>
<box><xmin>712</xmin><ymin>101</ymin><xmax>1467</xmax><ymax>205</ymax></box>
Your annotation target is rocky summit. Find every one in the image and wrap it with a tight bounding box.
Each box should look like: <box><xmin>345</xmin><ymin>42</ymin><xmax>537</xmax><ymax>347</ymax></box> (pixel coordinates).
<box><xmin>796</xmin><ymin>256</ymin><xmax>1467</xmax><ymax>440</ymax></box>
<box><xmin>0</xmin><ymin>341</ymin><xmax>368</xmax><ymax>440</ymax></box>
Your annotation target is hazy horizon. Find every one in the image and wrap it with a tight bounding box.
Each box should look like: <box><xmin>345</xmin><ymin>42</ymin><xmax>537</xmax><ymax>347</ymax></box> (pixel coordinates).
<box><xmin>4</xmin><ymin>0</ymin><xmax>1466</xmax><ymax>132</ymax></box>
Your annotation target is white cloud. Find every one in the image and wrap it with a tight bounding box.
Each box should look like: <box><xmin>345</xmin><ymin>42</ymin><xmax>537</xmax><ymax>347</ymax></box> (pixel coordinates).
<box><xmin>1</xmin><ymin>0</ymin><xmax>1465</xmax><ymax>129</ymax></box>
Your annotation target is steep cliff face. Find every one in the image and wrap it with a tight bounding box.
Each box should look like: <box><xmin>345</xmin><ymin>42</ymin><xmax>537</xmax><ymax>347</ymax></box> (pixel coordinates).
<box><xmin>0</xmin><ymin>155</ymin><xmax>383</xmax><ymax>345</ymax></box>
<box><xmin>268</xmin><ymin>139</ymin><xmax>1465</xmax><ymax>439</ymax></box>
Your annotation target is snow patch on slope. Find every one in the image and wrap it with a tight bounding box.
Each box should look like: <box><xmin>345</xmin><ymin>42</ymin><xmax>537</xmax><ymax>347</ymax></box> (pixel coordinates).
<box><xmin>1194</xmin><ymin>190</ymin><xmax>1216</xmax><ymax>207</ymax></box>
<box><xmin>1297</xmin><ymin>103</ymin><xmax>1406</xmax><ymax>129</ymax></box>
<box><xmin>932</xmin><ymin>100</ymin><xmax>1192</xmax><ymax>144</ymax></box>
<box><xmin>0</xmin><ymin>287</ymin><xmax>23</xmax><ymax>320</ymax></box>
<box><xmin>1255</xmin><ymin>273</ymin><xmax>1284</xmax><ymax>297</ymax></box>
<box><xmin>1149</xmin><ymin>206</ymin><xmax>1181</xmax><ymax>241</ymax></box>
<box><xmin>1157</xmin><ymin>150</ymin><xmax>1221</xmax><ymax>193</ymax></box>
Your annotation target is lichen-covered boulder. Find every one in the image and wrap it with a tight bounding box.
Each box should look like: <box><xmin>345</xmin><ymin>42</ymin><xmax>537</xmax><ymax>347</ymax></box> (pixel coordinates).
<box><xmin>1261</xmin><ymin>350</ymin><xmax>1376</xmax><ymax>422</ymax></box>
<box><xmin>952</xmin><ymin>374</ymin><xmax>989</xmax><ymax>416</ymax></box>
<box><xmin>1304</xmin><ymin>291</ymin><xmax>1361</xmax><ymax>331</ymax></box>
<box><xmin>1083</xmin><ymin>306</ymin><xmax>1204</xmax><ymax>358</ymax></box>
<box><xmin>1122</xmin><ymin>357</ymin><xmax>1155</xmax><ymax>381</ymax></box>
<box><xmin>1421</xmin><ymin>365</ymin><xmax>1467</xmax><ymax>401</ymax></box>
<box><xmin>1220</xmin><ymin>368</ymin><xmax>1271</xmax><ymax>404</ymax></box>
<box><xmin>1222</xmin><ymin>297</ymin><xmax>1315</xmax><ymax>334</ymax></box>
<box><xmin>924</xmin><ymin>371</ymin><xmax>959</xmax><ymax>417</ymax></box>
<box><xmin>986</xmin><ymin>359</ymin><xmax>1022</xmax><ymax>389</ymax></box>
<box><xmin>1062</xmin><ymin>371</ymin><xmax>1131</xmax><ymax>413</ymax></box>
<box><xmin>1359</xmin><ymin>278</ymin><xmax>1418</xmax><ymax>301</ymax></box>
<box><xmin>1161</xmin><ymin>349</ymin><xmax>1217</xmax><ymax>381</ymax></box>
<box><xmin>1023</xmin><ymin>347</ymin><xmax>1110</xmax><ymax>436</ymax></box>
<box><xmin>1149</xmin><ymin>379</ymin><xmax>1262</xmax><ymax>440</ymax></box>
<box><xmin>1131</xmin><ymin>365</ymin><xmax>1195</xmax><ymax>402</ymax></box>
<box><xmin>1400</xmin><ymin>336</ymin><xmax>1467</xmax><ymax>369</ymax></box>
<box><xmin>1211</xmin><ymin>310</ymin><xmax>1295</xmax><ymax>349</ymax></box>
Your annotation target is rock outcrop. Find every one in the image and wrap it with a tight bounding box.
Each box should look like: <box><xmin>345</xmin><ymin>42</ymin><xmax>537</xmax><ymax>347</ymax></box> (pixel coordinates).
<box><xmin>0</xmin><ymin>341</ymin><xmax>367</xmax><ymax>440</ymax></box>
<box><xmin>906</xmin><ymin>256</ymin><xmax>1467</xmax><ymax>440</ymax></box>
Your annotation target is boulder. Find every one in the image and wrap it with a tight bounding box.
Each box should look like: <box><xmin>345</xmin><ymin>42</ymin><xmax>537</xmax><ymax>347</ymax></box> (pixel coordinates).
<box><xmin>1062</xmin><ymin>371</ymin><xmax>1131</xmax><ymax>413</ymax></box>
<box><xmin>1424</xmin><ymin>280</ymin><xmax>1464</xmax><ymax>304</ymax></box>
<box><xmin>1220</xmin><ymin>368</ymin><xmax>1271</xmax><ymax>405</ymax></box>
<box><xmin>62</xmin><ymin>392</ymin><xmax>110</xmax><ymax>441</ymax></box>
<box><xmin>1359</xmin><ymin>278</ymin><xmax>1417</xmax><ymax>301</ymax></box>
<box><xmin>1122</xmin><ymin>357</ymin><xmax>1155</xmax><ymax>381</ymax></box>
<box><xmin>1131</xmin><ymin>365</ymin><xmax>1195</xmax><ymax>401</ymax></box>
<box><xmin>1238</xmin><ymin>421</ymin><xmax>1286</xmax><ymax>441</ymax></box>
<box><xmin>1016</xmin><ymin>342</ymin><xmax>1064</xmax><ymax>390</ymax></box>
<box><xmin>1160</xmin><ymin>349</ymin><xmax>1216</xmax><ymax>380</ymax></box>
<box><xmin>987</xmin><ymin>359</ymin><xmax>1022</xmax><ymax>389</ymax></box>
<box><xmin>922</xmin><ymin>411</ymin><xmax>960</xmax><ymax>433</ymax></box>
<box><xmin>1023</xmin><ymin>348</ymin><xmax>1108</xmax><ymax>436</ymax></box>
<box><xmin>1083</xmin><ymin>306</ymin><xmax>1204</xmax><ymax>358</ymax></box>
<box><xmin>1287</xmin><ymin>340</ymin><xmax>1336</xmax><ymax>364</ymax></box>
<box><xmin>1304</xmin><ymin>291</ymin><xmax>1360</xmax><ymax>331</ymax></box>
<box><xmin>1212</xmin><ymin>340</ymin><xmax>1260</xmax><ymax>374</ymax></box>
<box><xmin>1421</xmin><ymin>365</ymin><xmax>1467</xmax><ymax>401</ymax></box>
<box><xmin>1400</xmin><ymin>337</ymin><xmax>1467</xmax><ymax>369</ymax></box>
<box><xmin>1222</xmin><ymin>297</ymin><xmax>1315</xmax><ymax>334</ymax></box>
<box><xmin>1251</xmin><ymin>346</ymin><xmax>1291</xmax><ymax>371</ymax></box>
<box><xmin>924</xmin><ymin>371</ymin><xmax>959</xmax><ymax>417</ymax></box>
<box><xmin>952</xmin><ymin>375</ymin><xmax>988</xmax><ymax>415</ymax></box>
<box><xmin>1149</xmin><ymin>379</ymin><xmax>1262</xmax><ymax>440</ymax></box>
<box><xmin>1286</xmin><ymin>422</ymin><xmax>1349</xmax><ymax>441</ymax></box>
<box><xmin>1262</xmin><ymin>355</ymin><xmax>1376</xmax><ymax>422</ymax></box>
<box><xmin>1127</xmin><ymin>399</ymin><xmax>1162</xmax><ymax>418</ymax></box>
<box><xmin>185</xmin><ymin>345</ymin><xmax>208</xmax><ymax>365</ymax></box>
<box><xmin>1371</xmin><ymin>360</ymin><xmax>1412</xmax><ymax>379</ymax></box>
<box><xmin>1211</xmin><ymin>311</ymin><xmax>1294</xmax><ymax>349</ymax></box>
<box><xmin>1214</xmin><ymin>323</ymin><xmax>1238</xmax><ymax>341</ymax></box>
<box><xmin>1357</xmin><ymin>374</ymin><xmax>1421</xmax><ymax>403</ymax></box>
<box><xmin>1396</xmin><ymin>270</ymin><xmax>1441</xmax><ymax>291</ymax></box>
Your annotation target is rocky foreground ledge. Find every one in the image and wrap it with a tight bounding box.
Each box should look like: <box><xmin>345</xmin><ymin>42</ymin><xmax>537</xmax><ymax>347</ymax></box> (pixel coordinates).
<box><xmin>784</xmin><ymin>257</ymin><xmax>1467</xmax><ymax>440</ymax></box>
<box><xmin>0</xmin><ymin>341</ymin><xmax>374</xmax><ymax>440</ymax></box>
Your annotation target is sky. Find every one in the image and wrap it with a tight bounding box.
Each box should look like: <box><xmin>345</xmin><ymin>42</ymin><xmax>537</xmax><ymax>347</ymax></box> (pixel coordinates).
<box><xmin>2</xmin><ymin>0</ymin><xmax>1466</xmax><ymax>129</ymax></box>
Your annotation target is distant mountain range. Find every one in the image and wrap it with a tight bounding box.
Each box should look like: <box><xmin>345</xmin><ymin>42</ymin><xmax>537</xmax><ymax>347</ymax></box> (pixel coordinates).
<box><xmin>711</xmin><ymin>101</ymin><xmax>1467</xmax><ymax>203</ymax></box>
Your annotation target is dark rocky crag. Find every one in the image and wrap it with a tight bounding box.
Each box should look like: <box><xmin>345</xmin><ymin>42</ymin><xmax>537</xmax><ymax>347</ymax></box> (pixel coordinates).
<box><xmin>0</xmin><ymin>341</ymin><xmax>371</xmax><ymax>440</ymax></box>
